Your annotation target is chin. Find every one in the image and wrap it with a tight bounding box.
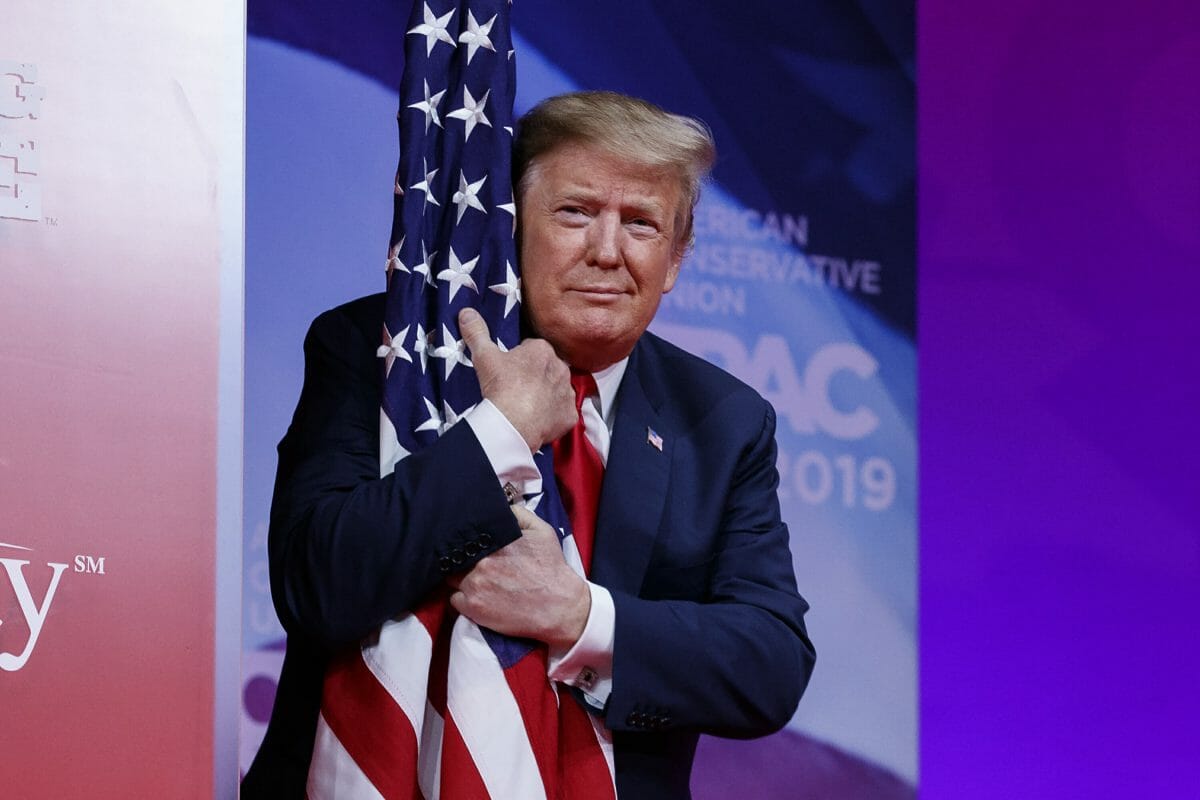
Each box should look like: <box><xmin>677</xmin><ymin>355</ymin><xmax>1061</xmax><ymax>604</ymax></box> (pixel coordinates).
<box><xmin>558</xmin><ymin>331</ymin><xmax>636</xmax><ymax>371</ymax></box>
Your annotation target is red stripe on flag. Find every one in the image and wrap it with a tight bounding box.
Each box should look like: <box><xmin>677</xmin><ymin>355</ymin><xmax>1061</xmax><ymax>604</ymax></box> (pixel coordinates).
<box><xmin>501</xmin><ymin>647</ymin><xmax>561</xmax><ymax>798</ymax></box>
<box><xmin>437</xmin><ymin>709</ymin><xmax>492</xmax><ymax>800</ymax></box>
<box><xmin>558</xmin><ymin>697</ymin><xmax>616</xmax><ymax>800</ymax></box>
<box><xmin>414</xmin><ymin>587</ymin><xmax>450</xmax><ymax>640</ymax></box>
<box><xmin>321</xmin><ymin>650</ymin><xmax>423</xmax><ymax>800</ymax></box>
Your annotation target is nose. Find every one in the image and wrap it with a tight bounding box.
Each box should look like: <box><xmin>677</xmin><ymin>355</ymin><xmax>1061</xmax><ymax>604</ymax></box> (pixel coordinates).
<box><xmin>586</xmin><ymin>211</ymin><xmax>622</xmax><ymax>269</ymax></box>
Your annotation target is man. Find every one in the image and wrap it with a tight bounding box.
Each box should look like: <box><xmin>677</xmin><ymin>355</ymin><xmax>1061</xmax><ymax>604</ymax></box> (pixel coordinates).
<box><xmin>244</xmin><ymin>92</ymin><xmax>814</xmax><ymax>798</ymax></box>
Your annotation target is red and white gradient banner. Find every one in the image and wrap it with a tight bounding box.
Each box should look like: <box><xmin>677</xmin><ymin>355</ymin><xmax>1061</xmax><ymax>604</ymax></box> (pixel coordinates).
<box><xmin>0</xmin><ymin>3</ymin><xmax>242</xmax><ymax>796</ymax></box>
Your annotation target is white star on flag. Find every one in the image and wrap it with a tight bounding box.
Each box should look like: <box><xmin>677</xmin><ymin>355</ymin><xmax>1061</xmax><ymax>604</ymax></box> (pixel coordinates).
<box><xmin>408</xmin><ymin>80</ymin><xmax>446</xmax><ymax>132</ymax></box>
<box><xmin>431</xmin><ymin>323</ymin><xmax>473</xmax><ymax>379</ymax></box>
<box><xmin>488</xmin><ymin>261</ymin><xmax>521</xmax><ymax>317</ymax></box>
<box><xmin>452</xmin><ymin>171</ymin><xmax>488</xmax><ymax>223</ymax></box>
<box><xmin>410</xmin><ymin>159</ymin><xmax>440</xmax><ymax>207</ymax></box>
<box><xmin>457</xmin><ymin>11</ymin><xmax>497</xmax><ymax>64</ymax></box>
<box><xmin>437</xmin><ymin>247</ymin><xmax>480</xmax><ymax>301</ymax></box>
<box><xmin>413</xmin><ymin>322</ymin><xmax>433</xmax><ymax>373</ymax></box>
<box><xmin>441</xmin><ymin>399</ymin><xmax>475</xmax><ymax>430</ymax></box>
<box><xmin>414</xmin><ymin>396</ymin><xmax>443</xmax><ymax>434</ymax></box>
<box><xmin>386</xmin><ymin>236</ymin><xmax>409</xmax><ymax>277</ymax></box>
<box><xmin>407</xmin><ymin>3</ymin><xmax>456</xmax><ymax>56</ymax></box>
<box><xmin>497</xmin><ymin>194</ymin><xmax>516</xmax><ymax>234</ymax></box>
<box><xmin>415</xmin><ymin>397</ymin><xmax>475</xmax><ymax>436</ymax></box>
<box><xmin>376</xmin><ymin>324</ymin><xmax>412</xmax><ymax>376</ymax></box>
<box><xmin>447</xmin><ymin>87</ymin><xmax>491</xmax><ymax>141</ymax></box>
<box><xmin>413</xmin><ymin>241</ymin><xmax>438</xmax><ymax>287</ymax></box>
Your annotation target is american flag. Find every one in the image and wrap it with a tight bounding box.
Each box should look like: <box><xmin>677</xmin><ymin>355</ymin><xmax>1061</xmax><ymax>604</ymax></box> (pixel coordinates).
<box><xmin>305</xmin><ymin>2</ymin><xmax>615</xmax><ymax>798</ymax></box>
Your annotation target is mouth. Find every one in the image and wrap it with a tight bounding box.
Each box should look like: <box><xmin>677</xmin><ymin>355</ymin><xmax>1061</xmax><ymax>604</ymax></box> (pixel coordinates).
<box><xmin>569</xmin><ymin>286</ymin><xmax>627</xmax><ymax>301</ymax></box>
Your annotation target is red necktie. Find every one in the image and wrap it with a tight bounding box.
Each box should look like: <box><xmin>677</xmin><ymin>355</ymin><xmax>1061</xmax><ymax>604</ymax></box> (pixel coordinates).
<box><xmin>551</xmin><ymin>371</ymin><xmax>614</xmax><ymax>799</ymax></box>
<box><xmin>552</xmin><ymin>371</ymin><xmax>605</xmax><ymax>573</ymax></box>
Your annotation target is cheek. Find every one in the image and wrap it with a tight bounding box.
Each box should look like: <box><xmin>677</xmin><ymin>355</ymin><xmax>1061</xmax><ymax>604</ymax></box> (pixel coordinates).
<box><xmin>520</xmin><ymin>230</ymin><xmax>567</xmax><ymax>281</ymax></box>
<box><xmin>518</xmin><ymin>268</ymin><xmax>562</xmax><ymax>336</ymax></box>
<box><xmin>632</xmin><ymin>251</ymin><xmax>679</xmax><ymax>294</ymax></box>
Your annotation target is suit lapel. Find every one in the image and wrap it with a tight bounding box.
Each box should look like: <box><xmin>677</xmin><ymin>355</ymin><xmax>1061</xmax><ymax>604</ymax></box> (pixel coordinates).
<box><xmin>591</xmin><ymin>339</ymin><xmax>671</xmax><ymax>595</ymax></box>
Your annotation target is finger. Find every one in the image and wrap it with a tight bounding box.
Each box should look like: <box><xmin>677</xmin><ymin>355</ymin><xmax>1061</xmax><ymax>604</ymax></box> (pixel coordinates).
<box><xmin>511</xmin><ymin>504</ymin><xmax>544</xmax><ymax>530</ymax></box>
<box><xmin>449</xmin><ymin>590</ymin><xmax>468</xmax><ymax>616</ymax></box>
<box><xmin>457</xmin><ymin>307</ymin><xmax>498</xmax><ymax>361</ymax></box>
<box><xmin>511</xmin><ymin>506</ymin><xmax>557</xmax><ymax>545</ymax></box>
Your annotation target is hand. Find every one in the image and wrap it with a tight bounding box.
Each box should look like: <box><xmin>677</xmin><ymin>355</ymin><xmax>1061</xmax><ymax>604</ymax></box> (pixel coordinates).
<box><xmin>458</xmin><ymin>307</ymin><xmax>577</xmax><ymax>452</ymax></box>
<box><xmin>448</xmin><ymin>505</ymin><xmax>591</xmax><ymax>650</ymax></box>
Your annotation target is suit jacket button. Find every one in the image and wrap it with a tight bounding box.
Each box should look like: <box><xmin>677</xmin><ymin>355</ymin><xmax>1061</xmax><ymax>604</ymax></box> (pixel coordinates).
<box><xmin>660</xmin><ymin>715</ymin><xmax>671</xmax><ymax>727</ymax></box>
<box><xmin>627</xmin><ymin>712</ymin><xmax>642</xmax><ymax>727</ymax></box>
<box><xmin>464</xmin><ymin>541</ymin><xmax>481</xmax><ymax>557</ymax></box>
<box><xmin>477</xmin><ymin>532</ymin><xmax>493</xmax><ymax>547</ymax></box>
<box><xmin>450</xmin><ymin>548</ymin><xmax>466</xmax><ymax>565</ymax></box>
<box><xmin>438</xmin><ymin>556</ymin><xmax>452</xmax><ymax>573</ymax></box>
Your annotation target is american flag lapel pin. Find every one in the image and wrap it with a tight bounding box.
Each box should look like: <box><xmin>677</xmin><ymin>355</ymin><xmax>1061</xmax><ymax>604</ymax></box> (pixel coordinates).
<box><xmin>646</xmin><ymin>427</ymin><xmax>664</xmax><ymax>452</ymax></box>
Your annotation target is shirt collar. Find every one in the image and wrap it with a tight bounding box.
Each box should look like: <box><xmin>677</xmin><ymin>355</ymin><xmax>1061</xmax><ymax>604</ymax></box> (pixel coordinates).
<box><xmin>590</xmin><ymin>357</ymin><xmax>628</xmax><ymax>428</ymax></box>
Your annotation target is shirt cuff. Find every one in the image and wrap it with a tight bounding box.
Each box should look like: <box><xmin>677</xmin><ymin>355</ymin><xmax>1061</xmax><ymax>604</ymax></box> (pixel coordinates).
<box><xmin>548</xmin><ymin>582</ymin><xmax>614</xmax><ymax>711</ymax></box>
<box><xmin>465</xmin><ymin>399</ymin><xmax>542</xmax><ymax>496</ymax></box>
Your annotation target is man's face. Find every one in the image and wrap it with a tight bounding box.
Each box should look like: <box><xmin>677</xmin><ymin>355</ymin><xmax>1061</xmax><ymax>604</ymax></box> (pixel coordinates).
<box><xmin>519</xmin><ymin>142</ymin><xmax>684</xmax><ymax>372</ymax></box>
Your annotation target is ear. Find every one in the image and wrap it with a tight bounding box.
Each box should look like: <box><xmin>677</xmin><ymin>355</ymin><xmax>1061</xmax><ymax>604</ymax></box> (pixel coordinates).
<box><xmin>662</xmin><ymin>250</ymin><xmax>682</xmax><ymax>294</ymax></box>
<box><xmin>663</xmin><ymin>213</ymin><xmax>690</xmax><ymax>294</ymax></box>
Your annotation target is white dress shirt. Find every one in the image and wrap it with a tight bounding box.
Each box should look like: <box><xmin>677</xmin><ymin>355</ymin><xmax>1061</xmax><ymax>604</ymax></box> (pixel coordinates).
<box><xmin>464</xmin><ymin>358</ymin><xmax>627</xmax><ymax>711</ymax></box>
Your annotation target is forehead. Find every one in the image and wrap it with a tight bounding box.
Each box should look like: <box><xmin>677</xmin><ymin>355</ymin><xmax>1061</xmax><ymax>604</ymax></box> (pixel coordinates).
<box><xmin>524</xmin><ymin>142</ymin><xmax>682</xmax><ymax>211</ymax></box>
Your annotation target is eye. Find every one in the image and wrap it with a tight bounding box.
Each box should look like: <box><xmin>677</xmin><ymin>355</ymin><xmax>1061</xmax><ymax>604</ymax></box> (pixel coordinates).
<box><xmin>626</xmin><ymin>217</ymin><xmax>660</xmax><ymax>235</ymax></box>
<box><xmin>554</xmin><ymin>205</ymin><xmax>590</xmax><ymax>224</ymax></box>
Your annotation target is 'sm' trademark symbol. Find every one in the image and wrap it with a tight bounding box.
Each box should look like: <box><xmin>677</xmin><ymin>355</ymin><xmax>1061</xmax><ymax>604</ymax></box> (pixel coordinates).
<box><xmin>73</xmin><ymin>554</ymin><xmax>106</xmax><ymax>575</ymax></box>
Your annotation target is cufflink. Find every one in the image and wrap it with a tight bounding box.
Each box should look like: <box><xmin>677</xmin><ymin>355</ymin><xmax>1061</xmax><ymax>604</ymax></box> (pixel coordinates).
<box><xmin>577</xmin><ymin>667</ymin><xmax>598</xmax><ymax>691</ymax></box>
<box><xmin>502</xmin><ymin>482</ymin><xmax>520</xmax><ymax>504</ymax></box>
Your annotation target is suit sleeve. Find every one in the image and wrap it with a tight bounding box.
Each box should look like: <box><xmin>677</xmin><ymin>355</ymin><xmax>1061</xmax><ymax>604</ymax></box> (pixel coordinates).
<box><xmin>267</xmin><ymin>305</ymin><xmax>522</xmax><ymax>649</ymax></box>
<box><xmin>605</xmin><ymin>397</ymin><xmax>815</xmax><ymax>738</ymax></box>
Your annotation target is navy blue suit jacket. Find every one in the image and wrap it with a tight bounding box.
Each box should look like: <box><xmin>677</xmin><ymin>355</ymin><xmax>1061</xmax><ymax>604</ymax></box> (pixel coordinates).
<box><xmin>243</xmin><ymin>294</ymin><xmax>814</xmax><ymax>799</ymax></box>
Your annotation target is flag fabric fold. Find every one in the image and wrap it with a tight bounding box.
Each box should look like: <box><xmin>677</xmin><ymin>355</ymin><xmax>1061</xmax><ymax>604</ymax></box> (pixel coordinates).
<box><xmin>306</xmin><ymin>2</ymin><xmax>616</xmax><ymax>797</ymax></box>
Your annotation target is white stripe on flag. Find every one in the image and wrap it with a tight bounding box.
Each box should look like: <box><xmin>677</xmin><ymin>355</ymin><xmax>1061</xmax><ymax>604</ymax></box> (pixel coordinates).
<box><xmin>446</xmin><ymin>616</ymin><xmax>547</xmax><ymax>799</ymax></box>
<box><xmin>561</xmin><ymin>533</ymin><xmax>584</xmax><ymax>577</ymax></box>
<box><xmin>417</xmin><ymin>698</ymin><xmax>445</xmax><ymax>800</ymax></box>
<box><xmin>592</xmin><ymin>711</ymin><xmax>616</xmax><ymax>791</ymax></box>
<box><xmin>307</xmin><ymin>714</ymin><xmax>387</xmax><ymax>800</ymax></box>
<box><xmin>363</xmin><ymin>615</ymin><xmax>435</xmax><ymax>738</ymax></box>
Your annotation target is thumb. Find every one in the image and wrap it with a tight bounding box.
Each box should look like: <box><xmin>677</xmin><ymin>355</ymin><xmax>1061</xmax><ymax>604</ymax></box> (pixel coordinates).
<box><xmin>511</xmin><ymin>504</ymin><xmax>540</xmax><ymax>529</ymax></box>
<box><xmin>458</xmin><ymin>307</ymin><xmax>498</xmax><ymax>363</ymax></box>
<box><xmin>511</xmin><ymin>504</ymin><xmax>554</xmax><ymax>536</ymax></box>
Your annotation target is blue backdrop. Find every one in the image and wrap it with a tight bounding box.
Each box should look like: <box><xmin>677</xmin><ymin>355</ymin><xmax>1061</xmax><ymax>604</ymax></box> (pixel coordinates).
<box><xmin>242</xmin><ymin>3</ymin><xmax>914</xmax><ymax>795</ymax></box>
